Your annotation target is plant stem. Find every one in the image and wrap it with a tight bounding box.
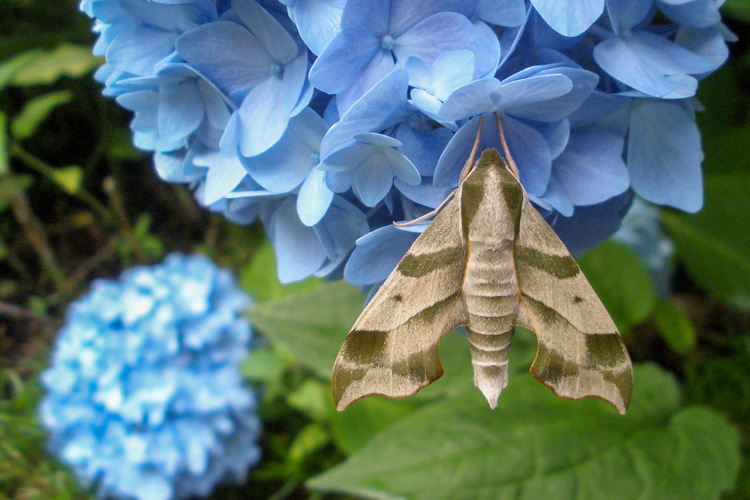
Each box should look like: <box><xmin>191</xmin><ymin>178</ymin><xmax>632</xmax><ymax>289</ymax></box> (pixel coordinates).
<box><xmin>102</xmin><ymin>176</ymin><xmax>145</xmax><ymax>261</ymax></box>
<box><xmin>6</xmin><ymin>175</ymin><xmax>65</xmax><ymax>289</ymax></box>
<box><xmin>267</xmin><ymin>478</ymin><xmax>300</xmax><ymax>500</ymax></box>
<box><xmin>10</xmin><ymin>142</ymin><xmax>113</xmax><ymax>223</ymax></box>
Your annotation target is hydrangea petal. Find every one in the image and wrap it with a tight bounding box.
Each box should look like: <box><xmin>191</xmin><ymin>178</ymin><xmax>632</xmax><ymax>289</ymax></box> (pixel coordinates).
<box><xmin>107</xmin><ymin>26</ymin><xmax>176</xmax><ymax>76</ymax></box>
<box><xmin>298</xmin><ymin>168</ymin><xmax>334</xmax><ymax>226</ymax></box>
<box><xmin>176</xmin><ymin>21</ymin><xmax>274</xmax><ymax>95</ymax></box>
<box><xmin>660</xmin><ymin>0</ymin><xmax>721</xmax><ymax>28</ymax></box>
<box><xmin>308</xmin><ymin>26</ymin><xmax>381</xmax><ymax>94</ymax></box>
<box><xmin>270</xmin><ymin>198</ymin><xmax>327</xmax><ymax>282</ymax></box>
<box><xmin>553</xmin><ymin>129</ymin><xmax>629</xmax><ymax>206</ymax></box>
<box><xmin>237</xmin><ymin>77</ymin><xmax>289</xmax><ymax>157</ymax></box>
<box><xmin>475</xmin><ymin>0</ymin><xmax>527</xmax><ymax>27</ymax></box>
<box><xmin>529</xmin><ymin>0</ymin><xmax>605</xmax><ymax>37</ymax></box>
<box><xmin>354</xmin><ymin>154</ymin><xmax>394</xmax><ymax>206</ymax></box>
<box><xmin>194</xmin><ymin>151</ymin><xmax>247</xmax><ymax>205</ymax></box>
<box><xmin>158</xmin><ymin>81</ymin><xmax>205</xmax><ymax>141</ymax></box>
<box><xmin>287</xmin><ymin>0</ymin><xmax>346</xmax><ymax>56</ymax></box>
<box><xmin>627</xmin><ymin>99</ymin><xmax>703</xmax><ymax>212</ymax></box>
<box><xmin>344</xmin><ymin>225</ymin><xmax>418</xmax><ymax>285</ymax></box>
<box><xmin>233</xmin><ymin>0</ymin><xmax>298</xmax><ymax>64</ymax></box>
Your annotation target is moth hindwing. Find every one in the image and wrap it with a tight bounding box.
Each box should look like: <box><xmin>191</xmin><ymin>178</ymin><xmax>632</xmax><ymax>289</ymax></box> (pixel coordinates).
<box><xmin>332</xmin><ymin>149</ymin><xmax>633</xmax><ymax>414</ymax></box>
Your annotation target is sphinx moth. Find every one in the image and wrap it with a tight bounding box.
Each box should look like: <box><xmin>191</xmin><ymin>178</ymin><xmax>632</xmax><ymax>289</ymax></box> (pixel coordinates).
<box><xmin>332</xmin><ymin>128</ymin><xmax>633</xmax><ymax>414</ymax></box>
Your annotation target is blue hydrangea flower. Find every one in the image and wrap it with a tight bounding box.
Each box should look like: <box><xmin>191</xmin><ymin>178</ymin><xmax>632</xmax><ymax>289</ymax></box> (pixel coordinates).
<box><xmin>613</xmin><ymin>197</ymin><xmax>675</xmax><ymax>295</ymax></box>
<box><xmin>81</xmin><ymin>0</ymin><xmax>731</xmax><ymax>289</ymax></box>
<box><xmin>40</xmin><ymin>254</ymin><xmax>260</xmax><ymax>500</ymax></box>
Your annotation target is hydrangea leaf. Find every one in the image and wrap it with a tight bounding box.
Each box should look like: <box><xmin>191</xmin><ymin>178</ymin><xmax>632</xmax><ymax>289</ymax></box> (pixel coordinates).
<box><xmin>309</xmin><ymin>363</ymin><xmax>740</xmax><ymax>500</ymax></box>
<box><xmin>661</xmin><ymin>173</ymin><xmax>750</xmax><ymax>312</ymax></box>
<box><xmin>8</xmin><ymin>44</ymin><xmax>100</xmax><ymax>87</ymax></box>
<box><xmin>247</xmin><ymin>280</ymin><xmax>364</xmax><ymax>378</ymax></box>
<box><xmin>578</xmin><ymin>240</ymin><xmax>655</xmax><ymax>332</ymax></box>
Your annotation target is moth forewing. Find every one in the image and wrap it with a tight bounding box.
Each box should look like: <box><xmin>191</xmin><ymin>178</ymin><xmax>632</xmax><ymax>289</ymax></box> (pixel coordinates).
<box><xmin>332</xmin><ymin>148</ymin><xmax>633</xmax><ymax>415</ymax></box>
<box><xmin>331</xmin><ymin>199</ymin><xmax>470</xmax><ymax>411</ymax></box>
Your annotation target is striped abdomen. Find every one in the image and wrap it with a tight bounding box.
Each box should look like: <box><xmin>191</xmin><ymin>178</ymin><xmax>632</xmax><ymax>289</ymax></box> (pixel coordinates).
<box><xmin>463</xmin><ymin>239</ymin><xmax>520</xmax><ymax>408</ymax></box>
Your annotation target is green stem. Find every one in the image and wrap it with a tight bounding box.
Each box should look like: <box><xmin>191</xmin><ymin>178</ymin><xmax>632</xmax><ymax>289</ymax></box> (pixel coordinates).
<box><xmin>267</xmin><ymin>478</ymin><xmax>300</xmax><ymax>500</ymax></box>
<box><xmin>9</xmin><ymin>142</ymin><xmax>113</xmax><ymax>223</ymax></box>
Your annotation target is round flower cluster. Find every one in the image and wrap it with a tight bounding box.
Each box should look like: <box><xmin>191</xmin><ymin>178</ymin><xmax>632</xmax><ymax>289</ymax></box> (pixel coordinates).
<box><xmin>81</xmin><ymin>0</ymin><xmax>730</xmax><ymax>285</ymax></box>
<box><xmin>40</xmin><ymin>254</ymin><xmax>260</xmax><ymax>500</ymax></box>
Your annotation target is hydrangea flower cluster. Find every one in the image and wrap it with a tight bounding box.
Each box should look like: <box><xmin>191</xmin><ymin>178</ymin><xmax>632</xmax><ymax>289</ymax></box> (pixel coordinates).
<box><xmin>613</xmin><ymin>197</ymin><xmax>675</xmax><ymax>295</ymax></box>
<box><xmin>81</xmin><ymin>0</ymin><xmax>731</xmax><ymax>286</ymax></box>
<box><xmin>40</xmin><ymin>254</ymin><xmax>260</xmax><ymax>500</ymax></box>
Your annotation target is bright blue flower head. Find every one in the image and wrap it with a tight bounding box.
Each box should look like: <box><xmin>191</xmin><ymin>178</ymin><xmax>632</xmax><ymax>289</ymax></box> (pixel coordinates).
<box><xmin>81</xmin><ymin>0</ymin><xmax>731</xmax><ymax>289</ymax></box>
<box><xmin>40</xmin><ymin>254</ymin><xmax>260</xmax><ymax>500</ymax></box>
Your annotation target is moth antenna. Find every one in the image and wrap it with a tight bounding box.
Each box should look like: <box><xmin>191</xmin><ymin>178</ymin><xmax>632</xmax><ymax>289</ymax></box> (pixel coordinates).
<box><xmin>494</xmin><ymin>111</ymin><xmax>520</xmax><ymax>179</ymax></box>
<box><xmin>394</xmin><ymin>189</ymin><xmax>457</xmax><ymax>227</ymax></box>
<box><xmin>458</xmin><ymin>114</ymin><xmax>485</xmax><ymax>183</ymax></box>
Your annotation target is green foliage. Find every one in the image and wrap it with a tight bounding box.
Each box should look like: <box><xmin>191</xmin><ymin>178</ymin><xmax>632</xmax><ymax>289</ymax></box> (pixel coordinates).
<box><xmin>248</xmin><ymin>280</ymin><xmax>364</xmax><ymax>378</ymax></box>
<box><xmin>240</xmin><ymin>241</ymin><xmax>319</xmax><ymax>302</ymax></box>
<box><xmin>723</xmin><ymin>0</ymin><xmax>750</xmax><ymax>22</ymax></box>
<box><xmin>653</xmin><ymin>299</ymin><xmax>697</xmax><ymax>354</ymax></box>
<box><xmin>0</xmin><ymin>371</ymin><xmax>92</xmax><ymax>500</ymax></box>
<box><xmin>308</xmin><ymin>364</ymin><xmax>740</xmax><ymax>500</ymax></box>
<box><xmin>10</xmin><ymin>90</ymin><xmax>72</xmax><ymax>140</ymax></box>
<box><xmin>8</xmin><ymin>45</ymin><xmax>100</xmax><ymax>87</ymax></box>
<box><xmin>662</xmin><ymin>173</ymin><xmax>750</xmax><ymax>311</ymax></box>
<box><xmin>579</xmin><ymin>240</ymin><xmax>655</xmax><ymax>332</ymax></box>
<box><xmin>0</xmin><ymin>111</ymin><xmax>7</xmax><ymax>175</ymax></box>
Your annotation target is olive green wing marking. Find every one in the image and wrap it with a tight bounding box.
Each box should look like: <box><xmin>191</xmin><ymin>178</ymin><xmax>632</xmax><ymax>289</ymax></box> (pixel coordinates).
<box><xmin>332</xmin><ymin>200</ymin><xmax>470</xmax><ymax>411</ymax></box>
<box><xmin>513</xmin><ymin>196</ymin><xmax>633</xmax><ymax>414</ymax></box>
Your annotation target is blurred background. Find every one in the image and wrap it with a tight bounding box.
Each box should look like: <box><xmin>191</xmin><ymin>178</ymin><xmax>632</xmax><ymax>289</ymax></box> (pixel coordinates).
<box><xmin>1</xmin><ymin>1</ymin><xmax>750</xmax><ymax>499</ymax></box>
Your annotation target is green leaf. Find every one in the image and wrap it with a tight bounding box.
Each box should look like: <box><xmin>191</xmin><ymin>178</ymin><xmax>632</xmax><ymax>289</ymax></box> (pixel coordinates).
<box><xmin>0</xmin><ymin>50</ymin><xmax>43</xmax><ymax>91</ymax></box>
<box><xmin>9</xmin><ymin>44</ymin><xmax>101</xmax><ymax>86</ymax></box>
<box><xmin>10</xmin><ymin>90</ymin><xmax>72</xmax><ymax>140</ymax></box>
<box><xmin>309</xmin><ymin>364</ymin><xmax>740</xmax><ymax>500</ymax></box>
<box><xmin>288</xmin><ymin>424</ymin><xmax>330</xmax><ymax>466</ymax></box>
<box><xmin>662</xmin><ymin>173</ymin><xmax>750</xmax><ymax>311</ymax></box>
<box><xmin>247</xmin><ymin>280</ymin><xmax>364</xmax><ymax>378</ymax></box>
<box><xmin>722</xmin><ymin>0</ymin><xmax>750</xmax><ymax>22</ymax></box>
<box><xmin>578</xmin><ymin>240</ymin><xmax>655</xmax><ymax>332</ymax></box>
<box><xmin>240</xmin><ymin>241</ymin><xmax>319</xmax><ymax>302</ymax></box>
<box><xmin>653</xmin><ymin>299</ymin><xmax>697</xmax><ymax>354</ymax></box>
<box><xmin>0</xmin><ymin>111</ymin><xmax>7</xmax><ymax>175</ymax></box>
<box><xmin>286</xmin><ymin>379</ymin><xmax>332</xmax><ymax>422</ymax></box>
<box><xmin>241</xmin><ymin>347</ymin><xmax>288</xmax><ymax>384</ymax></box>
<box><xmin>695</xmin><ymin>66</ymin><xmax>750</xmax><ymax>176</ymax></box>
<box><xmin>49</xmin><ymin>165</ymin><xmax>83</xmax><ymax>195</ymax></box>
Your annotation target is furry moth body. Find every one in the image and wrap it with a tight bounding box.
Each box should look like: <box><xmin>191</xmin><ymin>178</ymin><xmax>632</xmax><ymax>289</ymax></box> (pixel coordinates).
<box><xmin>332</xmin><ymin>149</ymin><xmax>633</xmax><ymax>414</ymax></box>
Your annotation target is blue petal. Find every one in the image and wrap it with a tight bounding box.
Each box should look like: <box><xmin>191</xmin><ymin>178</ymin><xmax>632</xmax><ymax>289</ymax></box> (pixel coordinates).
<box><xmin>627</xmin><ymin>99</ymin><xmax>703</xmax><ymax>212</ymax></box>
<box><xmin>308</xmin><ymin>26</ymin><xmax>380</xmax><ymax>94</ymax></box>
<box><xmin>594</xmin><ymin>31</ymin><xmax>713</xmax><ymax>98</ymax></box>
<box><xmin>438</xmin><ymin>78</ymin><xmax>500</xmax><ymax>121</ymax></box>
<box><xmin>354</xmin><ymin>154</ymin><xmax>394</xmax><ymax>206</ymax></box>
<box><xmin>659</xmin><ymin>0</ymin><xmax>721</xmax><ymax>29</ymax></box>
<box><xmin>340</xmin><ymin>0</ymin><xmax>391</xmax><ymax>33</ymax></box>
<box><xmin>233</xmin><ymin>0</ymin><xmax>298</xmax><ymax>64</ymax></box>
<box><xmin>395</xmin><ymin>177</ymin><xmax>453</xmax><ymax>208</ymax></box>
<box><xmin>538</xmin><ymin>176</ymin><xmax>574</xmax><ymax>216</ymax></box>
<box><xmin>553</xmin><ymin>129</ymin><xmax>629</xmax><ymax>206</ymax></box>
<box><xmin>475</xmin><ymin>0</ymin><xmax>527</xmax><ymax>27</ymax></box>
<box><xmin>388</xmin><ymin>0</ymin><xmax>475</xmax><ymax>36</ymax></box>
<box><xmin>395</xmin><ymin>124</ymin><xmax>454</xmax><ymax>176</ymax></box>
<box><xmin>288</xmin><ymin>0</ymin><xmax>345</xmax><ymax>55</ymax></box>
<box><xmin>158</xmin><ymin>81</ymin><xmax>204</xmax><ymax>141</ymax></box>
<box><xmin>176</xmin><ymin>21</ymin><xmax>274</xmax><ymax>95</ymax></box>
<box><xmin>335</xmin><ymin>48</ymin><xmax>397</xmax><ymax>114</ymax></box>
<box><xmin>674</xmin><ymin>26</ymin><xmax>729</xmax><ymax>71</ymax></box>
<box><xmin>319</xmin><ymin>69</ymin><xmax>411</xmax><ymax>158</ymax></box>
<box><xmin>194</xmin><ymin>151</ymin><xmax>248</xmax><ymax>205</ymax></box>
<box><xmin>434</xmin><ymin>115</ymin><xmax>482</xmax><ymax>187</ymax></box>
<box><xmin>605</xmin><ymin>0</ymin><xmax>653</xmax><ymax>34</ymax></box>
<box><xmin>355</xmin><ymin>132</ymin><xmax>402</xmax><ymax>147</ymax></box>
<box><xmin>107</xmin><ymin>26</ymin><xmax>175</xmax><ymax>76</ymax></box>
<box><xmin>270</xmin><ymin>198</ymin><xmax>327</xmax><ymax>282</ymax></box>
<box><xmin>384</xmin><ymin>148</ymin><xmax>421</xmax><ymax>185</ymax></box>
<box><xmin>553</xmin><ymin>190</ymin><xmax>633</xmax><ymax>254</ymax></box>
<box><xmin>241</xmin><ymin>108</ymin><xmax>325</xmax><ymax>193</ymax></box>
<box><xmin>237</xmin><ymin>77</ymin><xmax>290</xmax><ymax>156</ymax></box>
<box><xmin>431</xmin><ymin>50</ymin><xmax>476</xmax><ymax>100</ymax></box>
<box><xmin>494</xmin><ymin>67</ymin><xmax>599</xmax><ymax>122</ymax></box>
<box><xmin>396</xmin><ymin>12</ymin><xmax>499</xmax><ymax>79</ymax></box>
<box><xmin>503</xmin><ymin>115</ymin><xmax>552</xmax><ymax>196</ymax></box>
<box><xmin>344</xmin><ymin>225</ymin><xmax>418</xmax><ymax>285</ymax></box>
<box><xmin>530</xmin><ymin>0</ymin><xmax>605</xmax><ymax>36</ymax></box>
<box><xmin>298</xmin><ymin>167</ymin><xmax>334</xmax><ymax>226</ymax></box>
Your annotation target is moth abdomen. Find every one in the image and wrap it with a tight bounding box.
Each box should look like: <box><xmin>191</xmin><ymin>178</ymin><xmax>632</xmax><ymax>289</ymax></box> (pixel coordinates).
<box><xmin>466</xmin><ymin>327</ymin><xmax>514</xmax><ymax>408</ymax></box>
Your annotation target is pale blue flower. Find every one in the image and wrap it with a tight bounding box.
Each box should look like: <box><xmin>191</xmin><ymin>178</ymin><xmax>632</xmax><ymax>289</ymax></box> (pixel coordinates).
<box><xmin>40</xmin><ymin>254</ymin><xmax>260</xmax><ymax>500</ymax></box>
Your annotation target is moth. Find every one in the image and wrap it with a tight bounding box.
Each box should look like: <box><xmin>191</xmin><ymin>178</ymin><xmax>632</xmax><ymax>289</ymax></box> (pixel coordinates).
<box><xmin>332</xmin><ymin>118</ymin><xmax>633</xmax><ymax>414</ymax></box>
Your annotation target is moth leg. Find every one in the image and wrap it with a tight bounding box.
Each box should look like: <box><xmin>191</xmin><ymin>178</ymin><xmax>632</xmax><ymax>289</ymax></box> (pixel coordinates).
<box><xmin>394</xmin><ymin>189</ymin><xmax>457</xmax><ymax>227</ymax></box>
<box><xmin>458</xmin><ymin>114</ymin><xmax>486</xmax><ymax>183</ymax></box>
